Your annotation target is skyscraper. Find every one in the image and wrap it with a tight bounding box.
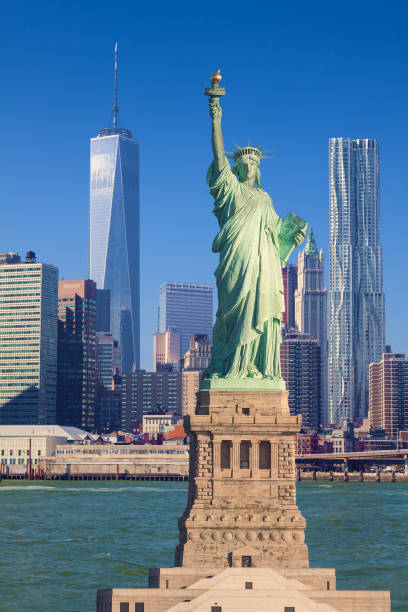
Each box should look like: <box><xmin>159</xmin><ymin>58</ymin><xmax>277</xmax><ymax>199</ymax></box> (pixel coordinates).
<box><xmin>369</xmin><ymin>352</ymin><xmax>408</xmax><ymax>439</ymax></box>
<box><xmin>280</xmin><ymin>330</ymin><xmax>321</xmax><ymax>430</ymax></box>
<box><xmin>329</xmin><ymin>138</ymin><xmax>385</xmax><ymax>424</ymax></box>
<box><xmin>89</xmin><ymin>44</ymin><xmax>140</xmax><ymax>373</ymax></box>
<box><xmin>57</xmin><ymin>280</ymin><xmax>97</xmax><ymax>430</ymax></box>
<box><xmin>0</xmin><ymin>252</ymin><xmax>58</xmax><ymax>424</ymax></box>
<box><xmin>295</xmin><ymin>228</ymin><xmax>328</xmax><ymax>423</ymax></box>
<box><xmin>282</xmin><ymin>264</ymin><xmax>297</xmax><ymax>329</ymax></box>
<box><xmin>158</xmin><ymin>282</ymin><xmax>213</xmax><ymax>357</ymax></box>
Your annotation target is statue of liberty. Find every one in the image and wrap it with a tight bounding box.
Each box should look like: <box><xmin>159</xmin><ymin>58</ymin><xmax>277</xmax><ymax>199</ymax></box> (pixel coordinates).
<box><xmin>202</xmin><ymin>71</ymin><xmax>307</xmax><ymax>390</ymax></box>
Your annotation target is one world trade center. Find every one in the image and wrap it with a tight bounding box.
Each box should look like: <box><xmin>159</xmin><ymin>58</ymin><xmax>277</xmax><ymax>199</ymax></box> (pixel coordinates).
<box><xmin>89</xmin><ymin>44</ymin><xmax>140</xmax><ymax>372</ymax></box>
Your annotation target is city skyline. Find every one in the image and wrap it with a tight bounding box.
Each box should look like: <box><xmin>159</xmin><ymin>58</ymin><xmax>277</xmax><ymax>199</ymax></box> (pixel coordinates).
<box><xmin>2</xmin><ymin>3</ymin><xmax>408</xmax><ymax>370</ymax></box>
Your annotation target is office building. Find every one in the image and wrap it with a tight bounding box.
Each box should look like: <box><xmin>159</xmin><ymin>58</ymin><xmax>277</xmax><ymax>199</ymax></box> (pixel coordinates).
<box><xmin>89</xmin><ymin>45</ymin><xmax>140</xmax><ymax>373</ymax></box>
<box><xmin>280</xmin><ymin>330</ymin><xmax>321</xmax><ymax>430</ymax></box>
<box><xmin>0</xmin><ymin>252</ymin><xmax>58</xmax><ymax>424</ymax></box>
<box><xmin>183</xmin><ymin>334</ymin><xmax>211</xmax><ymax>371</ymax></box>
<box><xmin>329</xmin><ymin>138</ymin><xmax>385</xmax><ymax>423</ymax></box>
<box><xmin>369</xmin><ymin>352</ymin><xmax>408</xmax><ymax>438</ymax></box>
<box><xmin>153</xmin><ymin>328</ymin><xmax>181</xmax><ymax>371</ymax></box>
<box><xmin>121</xmin><ymin>371</ymin><xmax>181</xmax><ymax>430</ymax></box>
<box><xmin>282</xmin><ymin>264</ymin><xmax>297</xmax><ymax>329</ymax></box>
<box><xmin>57</xmin><ymin>280</ymin><xmax>97</xmax><ymax>430</ymax></box>
<box><xmin>96</xmin><ymin>289</ymin><xmax>111</xmax><ymax>332</ymax></box>
<box><xmin>158</xmin><ymin>282</ymin><xmax>213</xmax><ymax>357</ymax></box>
<box><xmin>295</xmin><ymin>228</ymin><xmax>328</xmax><ymax>423</ymax></box>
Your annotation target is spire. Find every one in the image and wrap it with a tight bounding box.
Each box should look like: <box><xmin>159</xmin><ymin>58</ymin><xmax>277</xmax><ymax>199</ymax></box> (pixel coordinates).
<box><xmin>112</xmin><ymin>42</ymin><xmax>119</xmax><ymax>130</ymax></box>
<box><xmin>97</xmin><ymin>43</ymin><xmax>132</xmax><ymax>138</ymax></box>
<box><xmin>305</xmin><ymin>227</ymin><xmax>319</xmax><ymax>255</ymax></box>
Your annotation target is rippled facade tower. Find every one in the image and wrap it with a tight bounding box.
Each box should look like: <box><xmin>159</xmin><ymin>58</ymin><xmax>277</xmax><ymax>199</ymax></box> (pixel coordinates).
<box><xmin>329</xmin><ymin>138</ymin><xmax>385</xmax><ymax>424</ymax></box>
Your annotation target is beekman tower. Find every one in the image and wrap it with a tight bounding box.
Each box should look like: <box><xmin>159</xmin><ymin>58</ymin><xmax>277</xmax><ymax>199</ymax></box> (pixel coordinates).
<box><xmin>329</xmin><ymin>138</ymin><xmax>385</xmax><ymax>424</ymax></box>
<box><xmin>89</xmin><ymin>44</ymin><xmax>140</xmax><ymax>372</ymax></box>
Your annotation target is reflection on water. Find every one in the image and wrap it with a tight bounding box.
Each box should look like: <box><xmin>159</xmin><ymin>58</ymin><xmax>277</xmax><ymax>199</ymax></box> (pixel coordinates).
<box><xmin>0</xmin><ymin>481</ymin><xmax>406</xmax><ymax>611</ymax></box>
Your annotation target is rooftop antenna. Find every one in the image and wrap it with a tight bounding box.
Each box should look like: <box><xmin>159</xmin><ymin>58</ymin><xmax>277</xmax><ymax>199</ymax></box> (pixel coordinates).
<box><xmin>112</xmin><ymin>42</ymin><xmax>119</xmax><ymax>130</ymax></box>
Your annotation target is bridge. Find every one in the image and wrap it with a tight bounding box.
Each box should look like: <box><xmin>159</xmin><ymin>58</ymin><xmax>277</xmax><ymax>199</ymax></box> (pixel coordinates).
<box><xmin>295</xmin><ymin>449</ymin><xmax>408</xmax><ymax>474</ymax></box>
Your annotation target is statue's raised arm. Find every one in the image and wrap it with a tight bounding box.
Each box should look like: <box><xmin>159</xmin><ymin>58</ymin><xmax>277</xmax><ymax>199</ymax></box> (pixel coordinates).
<box><xmin>205</xmin><ymin>70</ymin><xmax>226</xmax><ymax>174</ymax></box>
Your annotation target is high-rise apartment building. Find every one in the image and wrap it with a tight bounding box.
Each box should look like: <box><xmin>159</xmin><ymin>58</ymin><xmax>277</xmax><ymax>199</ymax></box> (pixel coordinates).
<box><xmin>158</xmin><ymin>282</ymin><xmax>213</xmax><ymax>357</ymax></box>
<box><xmin>183</xmin><ymin>334</ymin><xmax>211</xmax><ymax>371</ymax></box>
<box><xmin>153</xmin><ymin>328</ymin><xmax>181</xmax><ymax>371</ymax></box>
<box><xmin>282</xmin><ymin>264</ymin><xmax>297</xmax><ymax>329</ymax></box>
<box><xmin>0</xmin><ymin>252</ymin><xmax>58</xmax><ymax>424</ymax></box>
<box><xmin>89</xmin><ymin>45</ymin><xmax>140</xmax><ymax>373</ymax></box>
<box><xmin>121</xmin><ymin>371</ymin><xmax>182</xmax><ymax>430</ymax></box>
<box><xmin>369</xmin><ymin>352</ymin><xmax>408</xmax><ymax>438</ymax></box>
<box><xmin>295</xmin><ymin>229</ymin><xmax>328</xmax><ymax>424</ymax></box>
<box><xmin>280</xmin><ymin>330</ymin><xmax>321</xmax><ymax>430</ymax></box>
<box><xmin>56</xmin><ymin>280</ymin><xmax>97</xmax><ymax>431</ymax></box>
<box><xmin>329</xmin><ymin>138</ymin><xmax>385</xmax><ymax>423</ymax></box>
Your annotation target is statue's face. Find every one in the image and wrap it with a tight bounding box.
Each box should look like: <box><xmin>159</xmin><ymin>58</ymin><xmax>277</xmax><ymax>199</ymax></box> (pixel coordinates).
<box><xmin>236</xmin><ymin>155</ymin><xmax>259</xmax><ymax>181</ymax></box>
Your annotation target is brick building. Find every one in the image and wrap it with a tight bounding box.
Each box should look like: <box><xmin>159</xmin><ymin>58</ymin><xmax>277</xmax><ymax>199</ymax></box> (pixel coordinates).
<box><xmin>369</xmin><ymin>352</ymin><xmax>408</xmax><ymax>438</ymax></box>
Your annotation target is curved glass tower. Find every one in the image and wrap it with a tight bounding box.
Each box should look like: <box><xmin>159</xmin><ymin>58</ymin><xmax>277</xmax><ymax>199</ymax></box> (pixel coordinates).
<box><xmin>329</xmin><ymin>138</ymin><xmax>385</xmax><ymax>424</ymax></box>
<box><xmin>89</xmin><ymin>47</ymin><xmax>140</xmax><ymax>373</ymax></box>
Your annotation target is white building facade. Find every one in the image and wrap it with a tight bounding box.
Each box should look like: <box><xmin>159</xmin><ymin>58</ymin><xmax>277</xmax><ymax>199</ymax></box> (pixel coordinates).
<box><xmin>329</xmin><ymin>138</ymin><xmax>385</xmax><ymax>424</ymax></box>
<box><xmin>0</xmin><ymin>253</ymin><xmax>58</xmax><ymax>424</ymax></box>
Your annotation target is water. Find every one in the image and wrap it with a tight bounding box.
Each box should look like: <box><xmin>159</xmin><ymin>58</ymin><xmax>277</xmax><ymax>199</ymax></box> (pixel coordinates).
<box><xmin>0</xmin><ymin>481</ymin><xmax>406</xmax><ymax>611</ymax></box>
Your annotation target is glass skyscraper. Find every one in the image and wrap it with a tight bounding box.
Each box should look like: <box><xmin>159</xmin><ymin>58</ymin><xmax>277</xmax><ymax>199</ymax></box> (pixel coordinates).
<box><xmin>329</xmin><ymin>138</ymin><xmax>385</xmax><ymax>424</ymax></box>
<box><xmin>89</xmin><ymin>126</ymin><xmax>139</xmax><ymax>373</ymax></box>
<box><xmin>158</xmin><ymin>282</ymin><xmax>213</xmax><ymax>358</ymax></box>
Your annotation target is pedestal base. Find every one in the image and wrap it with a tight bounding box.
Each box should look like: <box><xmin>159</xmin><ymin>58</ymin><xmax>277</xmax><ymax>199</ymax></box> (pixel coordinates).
<box><xmin>97</xmin><ymin>566</ymin><xmax>391</xmax><ymax>611</ymax></box>
<box><xmin>175</xmin><ymin>389</ymin><xmax>308</xmax><ymax>569</ymax></box>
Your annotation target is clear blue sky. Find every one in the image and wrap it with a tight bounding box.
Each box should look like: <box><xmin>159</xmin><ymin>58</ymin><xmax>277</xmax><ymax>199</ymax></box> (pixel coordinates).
<box><xmin>1</xmin><ymin>1</ymin><xmax>407</xmax><ymax>368</ymax></box>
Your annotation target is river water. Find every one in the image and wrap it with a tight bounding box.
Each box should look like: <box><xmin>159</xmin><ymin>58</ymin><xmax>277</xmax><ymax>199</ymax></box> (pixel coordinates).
<box><xmin>0</xmin><ymin>481</ymin><xmax>406</xmax><ymax>611</ymax></box>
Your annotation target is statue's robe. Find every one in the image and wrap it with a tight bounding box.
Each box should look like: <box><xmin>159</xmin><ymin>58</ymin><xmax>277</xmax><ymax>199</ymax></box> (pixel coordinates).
<box><xmin>207</xmin><ymin>159</ymin><xmax>285</xmax><ymax>379</ymax></box>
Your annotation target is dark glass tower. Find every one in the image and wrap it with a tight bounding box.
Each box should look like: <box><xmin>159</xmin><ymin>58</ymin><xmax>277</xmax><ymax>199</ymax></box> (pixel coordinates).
<box><xmin>89</xmin><ymin>45</ymin><xmax>140</xmax><ymax>372</ymax></box>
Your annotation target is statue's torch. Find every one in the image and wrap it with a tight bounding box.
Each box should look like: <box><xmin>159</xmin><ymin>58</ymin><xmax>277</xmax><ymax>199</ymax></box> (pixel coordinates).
<box><xmin>204</xmin><ymin>69</ymin><xmax>226</xmax><ymax>101</ymax></box>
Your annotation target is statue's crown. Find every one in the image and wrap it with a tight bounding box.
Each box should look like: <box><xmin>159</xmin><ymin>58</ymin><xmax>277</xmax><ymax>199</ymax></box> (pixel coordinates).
<box><xmin>227</xmin><ymin>139</ymin><xmax>274</xmax><ymax>161</ymax></box>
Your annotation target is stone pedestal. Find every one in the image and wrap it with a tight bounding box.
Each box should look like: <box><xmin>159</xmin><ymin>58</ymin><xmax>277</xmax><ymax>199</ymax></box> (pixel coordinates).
<box><xmin>175</xmin><ymin>389</ymin><xmax>309</xmax><ymax>569</ymax></box>
<box><xmin>96</xmin><ymin>388</ymin><xmax>391</xmax><ymax>611</ymax></box>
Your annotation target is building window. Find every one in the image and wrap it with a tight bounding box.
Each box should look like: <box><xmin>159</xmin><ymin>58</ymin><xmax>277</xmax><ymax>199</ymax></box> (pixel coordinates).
<box><xmin>119</xmin><ymin>604</ymin><xmax>129</xmax><ymax>612</ymax></box>
<box><xmin>135</xmin><ymin>604</ymin><xmax>144</xmax><ymax>612</ymax></box>
<box><xmin>211</xmin><ymin>607</ymin><xmax>222</xmax><ymax>612</ymax></box>
<box><xmin>259</xmin><ymin>441</ymin><xmax>271</xmax><ymax>469</ymax></box>
<box><xmin>284</xmin><ymin>608</ymin><xmax>295</xmax><ymax>612</ymax></box>
<box><xmin>240</xmin><ymin>441</ymin><xmax>251</xmax><ymax>469</ymax></box>
<box><xmin>221</xmin><ymin>441</ymin><xmax>232</xmax><ymax>469</ymax></box>
<box><xmin>242</xmin><ymin>555</ymin><xmax>252</xmax><ymax>567</ymax></box>
<box><xmin>245</xmin><ymin>582</ymin><xmax>253</xmax><ymax>589</ymax></box>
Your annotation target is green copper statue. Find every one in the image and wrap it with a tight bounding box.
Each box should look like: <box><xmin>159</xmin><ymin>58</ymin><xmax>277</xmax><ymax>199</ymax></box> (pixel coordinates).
<box><xmin>201</xmin><ymin>71</ymin><xmax>307</xmax><ymax>391</ymax></box>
